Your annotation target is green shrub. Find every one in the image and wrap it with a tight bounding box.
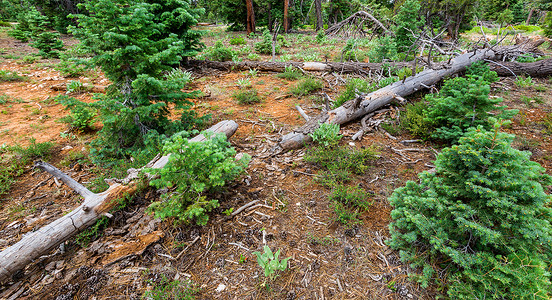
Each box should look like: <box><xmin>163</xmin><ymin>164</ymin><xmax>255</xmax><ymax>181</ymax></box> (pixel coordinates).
<box><xmin>232</xmin><ymin>89</ymin><xmax>261</xmax><ymax>104</ymax></box>
<box><xmin>21</xmin><ymin>55</ymin><xmax>38</xmax><ymax>64</ymax></box>
<box><xmin>32</xmin><ymin>31</ymin><xmax>64</xmax><ymax>58</ymax></box>
<box><xmin>424</xmin><ymin>62</ymin><xmax>515</xmax><ymax>143</ymax></box>
<box><xmin>55</xmin><ymin>44</ymin><xmax>94</xmax><ymax>77</ymax></box>
<box><xmin>203</xmin><ymin>40</ymin><xmax>235</xmax><ymax>61</ymax></box>
<box><xmin>71</xmin><ymin>0</ymin><xmax>207</xmax><ymax>159</ymax></box>
<box><xmin>393</xmin><ymin>0</ymin><xmax>423</xmax><ymax>52</ymax></box>
<box><xmin>276</xmin><ymin>65</ymin><xmax>303</xmax><ymax>80</ymax></box>
<box><xmin>388</xmin><ymin>123</ymin><xmax>552</xmax><ymax>298</ymax></box>
<box><xmin>0</xmin><ymin>70</ymin><xmax>26</xmax><ymax>82</ymax></box>
<box><xmin>309</xmin><ymin>122</ymin><xmax>341</xmax><ymax>147</ymax></box>
<box><xmin>334</xmin><ymin>78</ymin><xmax>371</xmax><ymax>108</ymax></box>
<box><xmin>401</xmin><ymin>101</ymin><xmax>431</xmax><ymax>139</ymax></box>
<box><xmin>290</xmin><ymin>77</ymin><xmax>323</xmax><ymax>96</ymax></box>
<box><xmin>57</xmin><ymin>95</ymin><xmax>96</xmax><ymax>131</ymax></box>
<box><xmin>254</xmin><ymin>29</ymin><xmax>280</xmax><ymax>55</ymax></box>
<box><xmin>229</xmin><ymin>36</ymin><xmax>246</xmax><ymax>45</ymax></box>
<box><xmin>147</xmin><ymin>131</ymin><xmax>250</xmax><ymax>225</ymax></box>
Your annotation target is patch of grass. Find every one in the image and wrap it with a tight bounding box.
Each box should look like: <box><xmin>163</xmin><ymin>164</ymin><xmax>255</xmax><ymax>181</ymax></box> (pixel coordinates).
<box><xmin>515</xmin><ymin>75</ymin><xmax>534</xmax><ymax>87</ymax></box>
<box><xmin>144</xmin><ymin>275</ymin><xmax>198</xmax><ymax>300</ymax></box>
<box><xmin>276</xmin><ymin>65</ymin><xmax>303</xmax><ymax>81</ymax></box>
<box><xmin>0</xmin><ymin>139</ymin><xmax>54</xmax><ymax>195</ymax></box>
<box><xmin>329</xmin><ymin>184</ymin><xmax>373</xmax><ymax>225</ymax></box>
<box><xmin>535</xmin><ymin>85</ymin><xmax>547</xmax><ymax>92</ymax></box>
<box><xmin>0</xmin><ymin>70</ymin><xmax>26</xmax><ymax>82</ymax></box>
<box><xmin>290</xmin><ymin>77</ymin><xmax>323</xmax><ymax>97</ymax></box>
<box><xmin>0</xmin><ymin>94</ymin><xmax>24</xmax><ymax>104</ymax></box>
<box><xmin>233</xmin><ymin>89</ymin><xmax>261</xmax><ymax>104</ymax></box>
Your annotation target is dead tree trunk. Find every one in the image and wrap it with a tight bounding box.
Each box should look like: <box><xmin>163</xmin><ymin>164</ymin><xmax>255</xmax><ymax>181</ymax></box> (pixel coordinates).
<box><xmin>0</xmin><ymin>120</ymin><xmax>239</xmax><ymax>284</ymax></box>
<box><xmin>273</xmin><ymin>49</ymin><xmax>501</xmax><ymax>152</ymax></box>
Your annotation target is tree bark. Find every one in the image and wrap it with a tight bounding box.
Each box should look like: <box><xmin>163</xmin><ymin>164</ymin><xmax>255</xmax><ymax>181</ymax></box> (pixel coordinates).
<box><xmin>0</xmin><ymin>120</ymin><xmax>239</xmax><ymax>284</ymax></box>
<box><xmin>489</xmin><ymin>58</ymin><xmax>552</xmax><ymax>77</ymax></box>
<box><xmin>246</xmin><ymin>0</ymin><xmax>256</xmax><ymax>34</ymax></box>
<box><xmin>315</xmin><ymin>0</ymin><xmax>323</xmax><ymax>31</ymax></box>
<box><xmin>272</xmin><ymin>47</ymin><xmax>531</xmax><ymax>153</ymax></box>
<box><xmin>284</xmin><ymin>0</ymin><xmax>290</xmax><ymax>33</ymax></box>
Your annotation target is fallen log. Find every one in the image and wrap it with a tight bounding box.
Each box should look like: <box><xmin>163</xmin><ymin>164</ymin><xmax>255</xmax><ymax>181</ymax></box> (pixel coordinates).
<box><xmin>188</xmin><ymin>57</ymin><xmax>551</xmax><ymax>77</ymax></box>
<box><xmin>488</xmin><ymin>58</ymin><xmax>552</xmax><ymax>77</ymax></box>
<box><xmin>0</xmin><ymin>120</ymin><xmax>239</xmax><ymax>284</ymax></box>
<box><xmin>187</xmin><ymin>59</ymin><xmax>413</xmax><ymax>74</ymax></box>
<box><xmin>273</xmin><ymin>46</ymin><xmax>537</xmax><ymax>153</ymax></box>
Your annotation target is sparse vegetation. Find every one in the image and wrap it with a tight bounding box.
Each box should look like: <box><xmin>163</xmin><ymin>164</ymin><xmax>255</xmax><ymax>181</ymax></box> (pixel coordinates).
<box><xmin>290</xmin><ymin>77</ymin><xmax>323</xmax><ymax>96</ymax></box>
<box><xmin>232</xmin><ymin>89</ymin><xmax>261</xmax><ymax>104</ymax></box>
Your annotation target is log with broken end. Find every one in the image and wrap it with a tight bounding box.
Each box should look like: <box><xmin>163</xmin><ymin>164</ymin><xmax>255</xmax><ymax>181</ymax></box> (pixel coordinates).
<box><xmin>0</xmin><ymin>120</ymin><xmax>239</xmax><ymax>284</ymax></box>
<box><xmin>273</xmin><ymin>48</ymin><xmax>501</xmax><ymax>153</ymax></box>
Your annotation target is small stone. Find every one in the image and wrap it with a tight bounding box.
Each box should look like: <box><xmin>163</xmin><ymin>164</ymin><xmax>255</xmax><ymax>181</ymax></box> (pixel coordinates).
<box><xmin>215</xmin><ymin>283</ymin><xmax>226</xmax><ymax>293</ymax></box>
<box><xmin>61</xmin><ymin>145</ymin><xmax>73</xmax><ymax>151</ymax></box>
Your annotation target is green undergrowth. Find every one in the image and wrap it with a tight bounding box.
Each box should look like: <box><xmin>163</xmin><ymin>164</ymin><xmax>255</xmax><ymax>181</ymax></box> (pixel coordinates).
<box><xmin>146</xmin><ymin>131</ymin><xmax>250</xmax><ymax>225</ymax></box>
<box><xmin>0</xmin><ymin>139</ymin><xmax>54</xmax><ymax>195</ymax></box>
<box><xmin>304</xmin><ymin>145</ymin><xmax>378</xmax><ymax>225</ymax></box>
<box><xmin>388</xmin><ymin>122</ymin><xmax>552</xmax><ymax>298</ymax></box>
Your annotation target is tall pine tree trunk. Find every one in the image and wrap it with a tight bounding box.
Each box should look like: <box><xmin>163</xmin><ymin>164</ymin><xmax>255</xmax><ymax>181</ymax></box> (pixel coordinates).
<box><xmin>246</xmin><ymin>0</ymin><xmax>256</xmax><ymax>34</ymax></box>
<box><xmin>315</xmin><ymin>0</ymin><xmax>323</xmax><ymax>31</ymax></box>
<box><xmin>284</xmin><ymin>0</ymin><xmax>290</xmax><ymax>32</ymax></box>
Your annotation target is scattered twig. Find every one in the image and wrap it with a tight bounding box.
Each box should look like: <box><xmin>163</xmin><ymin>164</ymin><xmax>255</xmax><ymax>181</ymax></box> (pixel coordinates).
<box><xmin>295</xmin><ymin>105</ymin><xmax>310</xmax><ymax>121</ymax></box>
<box><xmin>227</xmin><ymin>200</ymin><xmax>259</xmax><ymax>218</ymax></box>
<box><xmin>229</xmin><ymin>242</ymin><xmax>251</xmax><ymax>252</ymax></box>
<box><xmin>176</xmin><ymin>236</ymin><xmax>200</xmax><ymax>261</ymax></box>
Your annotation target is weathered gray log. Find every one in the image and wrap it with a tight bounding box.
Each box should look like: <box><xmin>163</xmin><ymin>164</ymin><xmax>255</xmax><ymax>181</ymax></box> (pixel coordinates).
<box><xmin>187</xmin><ymin>59</ymin><xmax>414</xmax><ymax>74</ymax></box>
<box><xmin>489</xmin><ymin>58</ymin><xmax>552</xmax><ymax>77</ymax></box>
<box><xmin>273</xmin><ymin>49</ymin><xmax>501</xmax><ymax>152</ymax></box>
<box><xmin>188</xmin><ymin>57</ymin><xmax>551</xmax><ymax>76</ymax></box>
<box><xmin>0</xmin><ymin>120</ymin><xmax>239</xmax><ymax>284</ymax></box>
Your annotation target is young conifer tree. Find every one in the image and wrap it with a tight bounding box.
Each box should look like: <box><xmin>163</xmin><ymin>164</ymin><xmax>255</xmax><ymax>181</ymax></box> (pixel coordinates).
<box><xmin>70</xmin><ymin>0</ymin><xmax>205</xmax><ymax>158</ymax></box>
<box><xmin>388</xmin><ymin>122</ymin><xmax>552</xmax><ymax>298</ymax></box>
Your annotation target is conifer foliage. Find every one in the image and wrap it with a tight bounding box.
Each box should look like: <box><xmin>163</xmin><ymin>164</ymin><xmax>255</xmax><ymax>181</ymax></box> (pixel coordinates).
<box><xmin>70</xmin><ymin>0</ymin><xmax>205</xmax><ymax>158</ymax></box>
<box><xmin>388</xmin><ymin>122</ymin><xmax>552</xmax><ymax>299</ymax></box>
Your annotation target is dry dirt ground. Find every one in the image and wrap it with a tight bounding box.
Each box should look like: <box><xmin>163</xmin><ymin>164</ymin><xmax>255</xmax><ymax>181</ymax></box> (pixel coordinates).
<box><xmin>1</xmin><ymin>26</ymin><xmax>552</xmax><ymax>300</ymax></box>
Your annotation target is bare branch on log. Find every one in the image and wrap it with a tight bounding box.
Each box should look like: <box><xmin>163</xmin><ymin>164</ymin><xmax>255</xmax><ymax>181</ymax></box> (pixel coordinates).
<box><xmin>0</xmin><ymin>120</ymin><xmax>239</xmax><ymax>284</ymax></box>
